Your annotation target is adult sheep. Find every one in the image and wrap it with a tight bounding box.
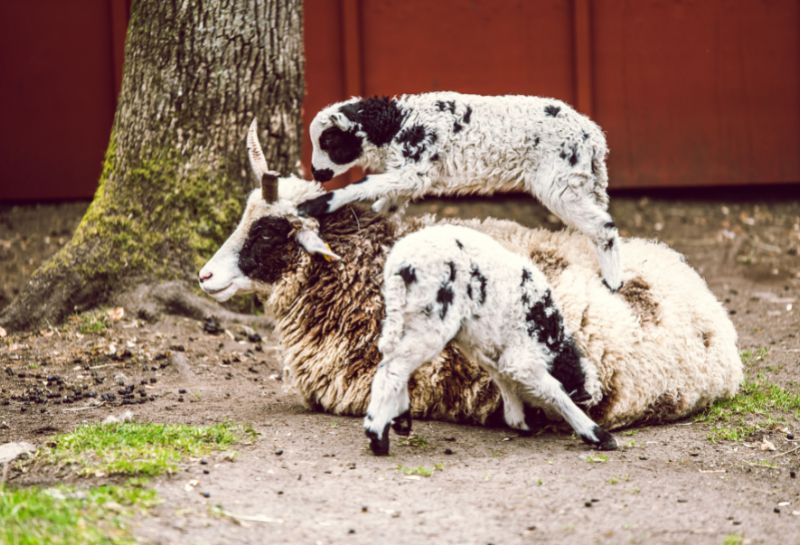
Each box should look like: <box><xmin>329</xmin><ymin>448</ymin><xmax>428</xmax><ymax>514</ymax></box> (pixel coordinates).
<box><xmin>199</xmin><ymin>120</ymin><xmax>742</xmax><ymax>438</ymax></box>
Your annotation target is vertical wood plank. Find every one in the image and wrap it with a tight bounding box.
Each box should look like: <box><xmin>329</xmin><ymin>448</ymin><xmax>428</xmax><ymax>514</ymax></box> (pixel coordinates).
<box><xmin>341</xmin><ymin>0</ymin><xmax>364</xmax><ymax>98</ymax></box>
<box><xmin>572</xmin><ymin>0</ymin><xmax>594</xmax><ymax>116</ymax></box>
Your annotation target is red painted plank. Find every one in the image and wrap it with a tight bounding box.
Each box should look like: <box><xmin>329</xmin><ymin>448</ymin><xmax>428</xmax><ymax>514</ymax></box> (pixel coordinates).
<box><xmin>593</xmin><ymin>0</ymin><xmax>800</xmax><ymax>188</ymax></box>
<box><xmin>0</xmin><ymin>0</ymin><xmax>116</xmax><ymax>201</ymax></box>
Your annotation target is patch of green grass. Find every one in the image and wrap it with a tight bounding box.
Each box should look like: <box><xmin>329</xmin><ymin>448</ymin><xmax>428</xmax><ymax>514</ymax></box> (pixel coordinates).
<box><xmin>739</xmin><ymin>347</ymin><xmax>769</xmax><ymax>367</ymax></box>
<box><xmin>585</xmin><ymin>454</ymin><xmax>609</xmax><ymax>463</ymax></box>
<box><xmin>722</xmin><ymin>534</ymin><xmax>743</xmax><ymax>545</ymax></box>
<box><xmin>696</xmin><ymin>377</ymin><xmax>800</xmax><ymax>442</ymax></box>
<box><xmin>621</xmin><ymin>429</ymin><xmax>639</xmax><ymax>437</ymax></box>
<box><xmin>398</xmin><ymin>435</ymin><xmax>430</xmax><ymax>449</ymax></box>
<box><xmin>77</xmin><ymin>311</ymin><xmax>109</xmax><ymax>335</ymax></box>
<box><xmin>47</xmin><ymin>422</ymin><xmax>250</xmax><ymax>477</ymax></box>
<box><xmin>397</xmin><ymin>464</ymin><xmax>443</xmax><ymax>477</ymax></box>
<box><xmin>0</xmin><ymin>483</ymin><xmax>157</xmax><ymax>545</ymax></box>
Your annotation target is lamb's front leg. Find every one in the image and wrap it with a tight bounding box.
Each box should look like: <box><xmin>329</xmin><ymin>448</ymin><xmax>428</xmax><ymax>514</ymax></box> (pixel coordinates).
<box><xmin>297</xmin><ymin>170</ymin><xmax>419</xmax><ymax>217</ymax></box>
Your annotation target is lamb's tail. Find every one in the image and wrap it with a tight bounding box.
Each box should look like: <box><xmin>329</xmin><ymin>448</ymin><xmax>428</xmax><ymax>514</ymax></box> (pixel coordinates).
<box><xmin>377</xmin><ymin>271</ymin><xmax>409</xmax><ymax>355</ymax></box>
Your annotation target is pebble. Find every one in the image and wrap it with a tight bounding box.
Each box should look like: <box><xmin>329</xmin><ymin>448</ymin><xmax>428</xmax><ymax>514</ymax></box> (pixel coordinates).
<box><xmin>348</xmin><ymin>529</ymin><xmax>355</xmax><ymax>535</ymax></box>
<box><xmin>790</xmin><ymin>470</ymin><xmax>796</xmax><ymax>479</ymax></box>
<box><xmin>200</xmin><ymin>491</ymin><xmax>210</xmax><ymax>498</ymax></box>
<box><xmin>584</xmin><ymin>501</ymin><xmax>592</xmax><ymax>508</ymax></box>
<box><xmin>275</xmin><ymin>449</ymin><xmax>284</xmax><ymax>456</ymax></box>
<box><xmin>787</xmin><ymin>432</ymin><xmax>794</xmax><ymax>440</ymax></box>
<box><xmin>178</xmin><ymin>388</ymin><xmax>187</xmax><ymax>394</ymax></box>
<box><xmin>444</xmin><ymin>448</ymin><xmax>455</xmax><ymax>455</ymax></box>
<box><xmin>113</xmin><ymin>373</ymin><xmax>129</xmax><ymax>386</ymax></box>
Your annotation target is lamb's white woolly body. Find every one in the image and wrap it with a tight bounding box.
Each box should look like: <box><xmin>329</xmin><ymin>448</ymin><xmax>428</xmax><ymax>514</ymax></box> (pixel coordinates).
<box><xmin>305</xmin><ymin>92</ymin><xmax>622</xmax><ymax>290</ymax></box>
<box><xmin>364</xmin><ymin>225</ymin><xmax>617</xmax><ymax>454</ymax></box>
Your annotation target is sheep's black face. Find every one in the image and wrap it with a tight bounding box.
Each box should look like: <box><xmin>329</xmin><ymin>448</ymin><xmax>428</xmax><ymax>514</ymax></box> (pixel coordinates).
<box><xmin>318</xmin><ymin>126</ymin><xmax>363</xmax><ymax>166</ymax></box>
<box><xmin>237</xmin><ymin>216</ymin><xmax>294</xmax><ymax>283</ymax></box>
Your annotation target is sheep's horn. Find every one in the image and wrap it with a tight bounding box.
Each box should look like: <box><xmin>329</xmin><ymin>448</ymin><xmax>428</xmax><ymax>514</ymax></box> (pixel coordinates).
<box><xmin>247</xmin><ymin>118</ymin><xmax>280</xmax><ymax>202</ymax></box>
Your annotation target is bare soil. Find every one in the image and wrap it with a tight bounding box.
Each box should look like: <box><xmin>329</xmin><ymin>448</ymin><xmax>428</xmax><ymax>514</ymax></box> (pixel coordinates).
<box><xmin>1</xmin><ymin>193</ymin><xmax>799</xmax><ymax>545</ymax></box>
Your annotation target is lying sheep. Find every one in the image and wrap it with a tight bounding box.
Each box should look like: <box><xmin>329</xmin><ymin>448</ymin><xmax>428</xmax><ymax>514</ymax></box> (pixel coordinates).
<box><xmin>300</xmin><ymin>92</ymin><xmax>623</xmax><ymax>291</ymax></box>
<box><xmin>365</xmin><ymin>224</ymin><xmax>617</xmax><ymax>455</ymax></box>
<box><xmin>199</xmin><ymin>119</ymin><xmax>742</xmax><ymax>446</ymax></box>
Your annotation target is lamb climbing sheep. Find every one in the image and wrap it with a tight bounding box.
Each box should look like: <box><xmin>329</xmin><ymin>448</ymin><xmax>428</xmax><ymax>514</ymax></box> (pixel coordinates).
<box><xmin>199</xmin><ymin>118</ymin><xmax>742</xmax><ymax>449</ymax></box>
<box><xmin>300</xmin><ymin>92</ymin><xmax>623</xmax><ymax>291</ymax></box>
<box><xmin>364</xmin><ymin>224</ymin><xmax>617</xmax><ymax>455</ymax></box>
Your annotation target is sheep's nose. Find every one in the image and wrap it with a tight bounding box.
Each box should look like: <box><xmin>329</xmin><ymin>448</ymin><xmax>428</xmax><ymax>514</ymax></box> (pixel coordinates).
<box><xmin>199</xmin><ymin>271</ymin><xmax>213</xmax><ymax>283</ymax></box>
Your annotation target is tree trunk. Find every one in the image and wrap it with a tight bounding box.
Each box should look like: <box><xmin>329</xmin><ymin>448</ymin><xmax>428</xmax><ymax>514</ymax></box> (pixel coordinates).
<box><xmin>1</xmin><ymin>0</ymin><xmax>303</xmax><ymax>331</ymax></box>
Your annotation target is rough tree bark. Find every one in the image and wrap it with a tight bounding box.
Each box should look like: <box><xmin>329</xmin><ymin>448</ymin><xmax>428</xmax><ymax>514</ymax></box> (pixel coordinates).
<box><xmin>1</xmin><ymin>0</ymin><xmax>303</xmax><ymax>331</ymax></box>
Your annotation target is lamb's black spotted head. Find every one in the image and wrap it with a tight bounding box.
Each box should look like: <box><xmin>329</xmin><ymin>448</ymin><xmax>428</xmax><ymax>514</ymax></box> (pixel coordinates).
<box><xmin>310</xmin><ymin>96</ymin><xmax>406</xmax><ymax>180</ymax></box>
<box><xmin>198</xmin><ymin>118</ymin><xmax>341</xmax><ymax>301</ymax></box>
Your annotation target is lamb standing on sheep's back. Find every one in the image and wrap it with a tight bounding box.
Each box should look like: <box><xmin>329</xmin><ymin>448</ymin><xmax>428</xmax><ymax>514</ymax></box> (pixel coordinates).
<box><xmin>199</xmin><ymin>120</ymin><xmax>742</xmax><ymax>435</ymax></box>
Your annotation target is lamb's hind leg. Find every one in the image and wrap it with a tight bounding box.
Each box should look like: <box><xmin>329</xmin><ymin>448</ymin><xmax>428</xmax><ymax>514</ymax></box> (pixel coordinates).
<box><xmin>364</xmin><ymin>337</ymin><xmax>447</xmax><ymax>455</ymax></box>
<box><xmin>501</xmin><ymin>348</ymin><xmax>617</xmax><ymax>450</ymax></box>
<box><xmin>530</xmin><ymin>168</ymin><xmax>622</xmax><ymax>291</ymax></box>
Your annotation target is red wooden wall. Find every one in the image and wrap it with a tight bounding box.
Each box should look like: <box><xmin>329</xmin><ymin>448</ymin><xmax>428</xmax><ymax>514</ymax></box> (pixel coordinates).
<box><xmin>1</xmin><ymin>0</ymin><xmax>798</xmax><ymax>201</ymax></box>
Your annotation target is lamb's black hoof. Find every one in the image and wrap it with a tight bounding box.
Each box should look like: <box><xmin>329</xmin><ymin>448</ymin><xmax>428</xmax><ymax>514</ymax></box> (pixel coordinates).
<box><xmin>582</xmin><ymin>425</ymin><xmax>618</xmax><ymax>451</ymax></box>
<box><xmin>297</xmin><ymin>193</ymin><xmax>333</xmax><ymax>217</ymax></box>
<box><xmin>366</xmin><ymin>423</ymin><xmax>391</xmax><ymax>455</ymax></box>
<box><xmin>391</xmin><ymin>410</ymin><xmax>412</xmax><ymax>436</ymax></box>
<box><xmin>602</xmin><ymin>279</ymin><xmax>623</xmax><ymax>293</ymax></box>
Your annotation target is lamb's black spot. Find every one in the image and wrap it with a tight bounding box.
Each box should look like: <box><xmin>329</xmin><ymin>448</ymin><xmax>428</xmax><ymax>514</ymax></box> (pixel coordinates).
<box><xmin>430</xmin><ymin>153</ymin><xmax>439</xmax><ymax>161</ymax></box>
<box><xmin>466</xmin><ymin>285</ymin><xmax>473</xmax><ymax>299</ymax></box>
<box><xmin>297</xmin><ymin>192</ymin><xmax>334</xmax><ymax>217</ymax></box>
<box><xmin>319</xmin><ymin>126</ymin><xmax>362</xmax><ymax>165</ymax></box>
<box><xmin>398</xmin><ymin>265</ymin><xmax>416</xmax><ymax>286</ymax></box>
<box><xmin>339</xmin><ymin>96</ymin><xmax>406</xmax><ymax>146</ymax></box>
<box><xmin>544</xmin><ymin>105</ymin><xmax>561</xmax><ymax>117</ymax></box>
<box><xmin>423</xmin><ymin>305</ymin><xmax>433</xmax><ymax>317</ymax></box>
<box><xmin>521</xmin><ymin>268</ymin><xmax>532</xmax><ymax>286</ymax></box>
<box><xmin>436</xmin><ymin>284</ymin><xmax>454</xmax><ymax>319</ymax></box>
<box><xmin>521</xmin><ymin>293</ymin><xmax>530</xmax><ymax>305</ymax></box>
<box><xmin>311</xmin><ymin>167</ymin><xmax>334</xmax><ymax>182</ymax></box>
<box><xmin>559</xmin><ymin>150</ymin><xmax>567</xmax><ymax>160</ymax></box>
<box><xmin>436</xmin><ymin>100</ymin><xmax>456</xmax><ymax>113</ymax></box>
<box><xmin>604</xmin><ymin>221</ymin><xmax>616</xmax><ymax>229</ymax></box>
<box><xmin>455</xmin><ymin>239</ymin><xmax>464</xmax><ymax>250</ymax></box>
<box><xmin>396</xmin><ymin>124</ymin><xmax>435</xmax><ymax>162</ymax></box>
<box><xmin>568</xmin><ymin>145</ymin><xmax>579</xmax><ymax>167</ymax></box>
<box><xmin>238</xmin><ymin>216</ymin><xmax>294</xmax><ymax>283</ymax></box>
<box><xmin>520</xmin><ymin>290</ymin><xmax>589</xmax><ymax>403</ymax></box>
<box><xmin>604</xmin><ymin>237</ymin><xmax>615</xmax><ymax>251</ymax></box>
<box><xmin>582</xmin><ymin>131</ymin><xmax>590</xmax><ymax>140</ymax></box>
<box><xmin>446</xmin><ymin>261</ymin><xmax>457</xmax><ymax>282</ymax></box>
<box><xmin>534</xmin><ymin>136</ymin><xmax>540</xmax><ymax>147</ymax></box>
<box><xmin>453</xmin><ymin>122</ymin><xmax>462</xmax><ymax>133</ymax></box>
<box><xmin>469</xmin><ymin>265</ymin><xmax>487</xmax><ymax>304</ymax></box>
<box><xmin>463</xmin><ymin>105</ymin><xmax>472</xmax><ymax>123</ymax></box>
<box><xmin>591</xmin><ymin>152</ymin><xmax>598</xmax><ymax>175</ymax></box>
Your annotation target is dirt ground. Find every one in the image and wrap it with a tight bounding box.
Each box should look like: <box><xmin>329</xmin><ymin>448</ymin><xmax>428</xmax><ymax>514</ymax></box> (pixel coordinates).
<box><xmin>1</xmin><ymin>191</ymin><xmax>799</xmax><ymax>545</ymax></box>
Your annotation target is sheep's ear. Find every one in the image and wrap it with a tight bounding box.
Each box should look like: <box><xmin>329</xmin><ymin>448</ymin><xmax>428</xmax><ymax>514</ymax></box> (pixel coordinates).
<box><xmin>328</xmin><ymin>111</ymin><xmax>351</xmax><ymax>130</ymax></box>
<box><xmin>295</xmin><ymin>230</ymin><xmax>341</xmax><ymax>261</ymax></box>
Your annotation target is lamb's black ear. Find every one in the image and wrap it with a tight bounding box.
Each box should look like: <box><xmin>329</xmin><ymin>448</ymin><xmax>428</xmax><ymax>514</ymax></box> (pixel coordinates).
<box><xmin>339</xmin><ymin>97</ymin><xmax>406</xmax><ymax>147</ymax></box>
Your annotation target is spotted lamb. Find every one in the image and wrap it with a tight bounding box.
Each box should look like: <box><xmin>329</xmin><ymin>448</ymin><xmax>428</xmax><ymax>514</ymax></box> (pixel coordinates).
<box><xmin>199</xmin><ymin>119</ymin><xmax>742</xmax><ymax>452</ymax></box>
<box><xmin>300</xmin><ymin>92</ymin><xmax>623</xmax><ymax>291</ymax></box>
<box><xmin>365</xmin><ymin>224</ymin><xmax>617</xmax><ymax>455</ymax></box>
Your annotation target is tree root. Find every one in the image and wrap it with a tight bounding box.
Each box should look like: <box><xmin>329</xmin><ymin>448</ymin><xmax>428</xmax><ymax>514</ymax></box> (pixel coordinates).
<box><xmin>118</xmin><ymin>281</ymin><xmax>274</xmax><ymax>330</ymax></box>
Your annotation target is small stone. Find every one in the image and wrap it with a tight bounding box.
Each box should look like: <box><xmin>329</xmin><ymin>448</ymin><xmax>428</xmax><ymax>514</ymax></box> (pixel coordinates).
<box><xmin>348</xmin><ymin>529</ymin><xmax>356</xmax><ymax>535</ymax></box>
<box><xmin>178</xmin><ymin>388</ymin><xmax>187</xmax><ymax>394</ymax></box>
<box><xmin>677</xmin><ymin>499</ymin><xmax>688</xmax><ymax>503</ymax></box>
<box><xmin>200</xmin><ymin>459</ymin><xmax>208</xmax><ymax>465</ymax></box>
<box><xmin>444</xmin><ymin>448</ymin><xmax>455</xmax><ymax>455</ymax></box>
<box><xmin>113</xmin><ymin>373</ymin><xmax>128</xmax><ymax>386</ymax></box>
<box><xmin>774</xmin><ymin>507</ymin><xmax>781</xmax><ymax>513</ymax></box>
<box><xmin>203</xmin><ymin>469</ymin><xmax>210</xmax><ymax>475</ymax></box>
<box><xmin>790</xmin><ymin>470</ymin><xmax>796</xmax><ymax>479</ymax></box>
<box><xmin>732</xmin><ymin>520</ymin><xmax>742</xmax><ymax>526</ymax></box>
<box><xmin>361</xmin><ymin>506</ymin><xmax>368</xmax><ymax>513</ymax></box>
<box><xmin>275</xmin><ymin>449</ymin><xmax>283</xmax><ymax>456</ymax></box>
<box><xmin>200</xmin><ymin>491</ymin><xmax>210</xmax><ymax>498</ymax></box>
<box><xmin>584</xmin><ymin>501</ymin><xmax>592</xmax><ymax>508</ymax></box>
<box><xmin>787</xmin><ymin>432</ymin><xmax>794</xmax><ymax>440</ymax></box>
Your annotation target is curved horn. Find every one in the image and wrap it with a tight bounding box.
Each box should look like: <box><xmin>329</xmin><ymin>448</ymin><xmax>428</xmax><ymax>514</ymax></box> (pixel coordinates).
<box><xmin>247</xmin><ymin>118</ymin><xmax>280</xmax><ymax>202</ymax></box>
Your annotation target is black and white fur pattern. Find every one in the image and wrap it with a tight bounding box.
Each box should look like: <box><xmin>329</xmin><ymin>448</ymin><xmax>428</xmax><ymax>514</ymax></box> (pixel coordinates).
<box><xmin>364</xmin><ymin>224</ymin><xmax>618</xmax><ymax>455</ymax></box>
<box><xmin>302</xmin><ymin>92</ymin><xmax>623</xmax><ymax>291</ymax></box>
